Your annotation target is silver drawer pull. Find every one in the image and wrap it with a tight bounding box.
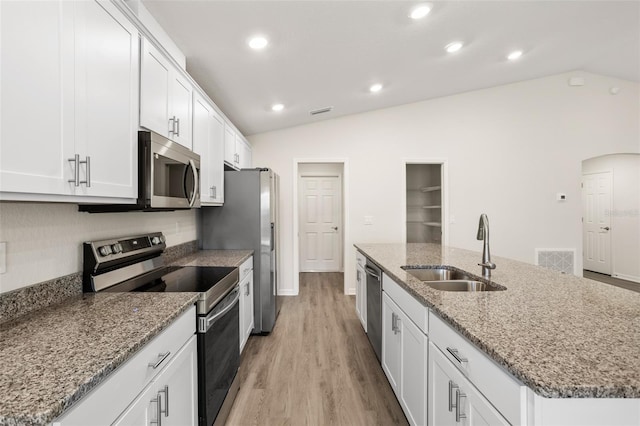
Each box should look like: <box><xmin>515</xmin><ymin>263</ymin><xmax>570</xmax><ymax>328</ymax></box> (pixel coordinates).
<box><xmin>68</xmin><ymin>154</ymin><xmax>80</xmax><ymax>186</ymax></box>
<box><xmin>455</xmin><ymin>388</ymin><xmax>467</xmax><ymax>422</ymax></box>
<box><xmin>159</xmin><ymin>385</ymin><xmax>169</xmax><ymax>417</ymax></box>
<box><xmin>150</xmin><ymin>395</ymin><xmax>162</xmax><ymax>426</ymax></box>
<box><xmin>448</xmin><ymin>380</ymin><xmax>458</xmax><ymax>412</ymax></box>
<box><xmin>446</xmin><ymin>347</ymin><xmax>468</xmax><ymax>364</ymax></box>
<box><xmin>148</xmin><ymin>351</ymin><xmax>171</xmax><ymax>369</ymax></box>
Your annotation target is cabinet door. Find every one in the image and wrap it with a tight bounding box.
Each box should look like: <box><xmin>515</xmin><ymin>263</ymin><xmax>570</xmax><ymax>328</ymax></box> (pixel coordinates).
<box><xmin>115</xmin><ymin>336</ymin><xmax>198</xmax><ymax>426</ymax></box>
<box><xmin>429</xmin><ymin>342</ymin><xmax>509</xmax><ymax>426</ymax></box>
<box><xmin>399</xmin><ymin>310</ymin><xmax>428</xmax><ymax>426</ymax></box>
<box><xmin>170</xmin><ymin>73</ymin><xmax>192</xmax><ymax>149</ymax></box>
<box><xmin>356</xmin><ymin>266</ymin><xmax>367</xmax><ymax>331</ymax></box>
<box><xmin>0</xmin><ymin>0</ymin><xmax>75</xmax><ymax>196</ymax></box>
<box><xmin>382</xmin><ymin>293</ymin><xmax>401</xmax><ymax>397</ymax></box>
<box><xmin>224</xmin><ymin>124</ymin><xmax>237</xmax><ymax>167</ymax></box>
<box><xmin>74</xmin><ymin>0</ymin><xmax>138</xmax><ymax>199</ymax></box>
<box><xmin>193</xmin><ymin>94</ymin><xmax>211</xmax><ymax>201</ymax></box>
<box><xmin>140</xmin><ymin>38</ymin><xmax>171</xmax><ymax>138</ymax></box>
<box><xmin>208</xmin><ymin>110</ymin><xmax>225</xmax><ymax>204</ymax></box>
<box><xmin>238</xmin><ymin>137</ymin><xmax>252</xmax><ymax>169</ymax></box>
<box><xmin>239</xmin><ymin>272</ymin><xmax>254</xmax><ymax>353</ymax></box>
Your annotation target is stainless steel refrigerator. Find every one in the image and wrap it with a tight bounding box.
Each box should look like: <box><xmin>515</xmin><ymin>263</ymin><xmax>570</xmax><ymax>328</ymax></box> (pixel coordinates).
<box><xmin>200</xmin><ymin>168</ymin><xmax>280</xmax><ymax>334</ymax></box>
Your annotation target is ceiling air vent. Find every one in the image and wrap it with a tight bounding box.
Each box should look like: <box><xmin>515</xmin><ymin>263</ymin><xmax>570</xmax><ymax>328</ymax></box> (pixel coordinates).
<box><xmin>309</xmin><ymin>106</ymin><xmax>333</xmax><ymax>116</ymax></box>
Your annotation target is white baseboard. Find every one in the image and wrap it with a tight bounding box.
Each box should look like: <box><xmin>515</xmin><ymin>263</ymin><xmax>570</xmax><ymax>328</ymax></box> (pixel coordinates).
<box><xmin>277</xmin><ymin>289</ymin><xmax>298</xmax><ymax>296</ymax></box>
<box><xmin>346</xmin><ymin>287</ymin><xmax>356</xmax><ymax>295</ymax></box>
<box><xmin>612</xmin><ymin>273</ymin><xmax>640</xmax><ymax>284</ymax></box>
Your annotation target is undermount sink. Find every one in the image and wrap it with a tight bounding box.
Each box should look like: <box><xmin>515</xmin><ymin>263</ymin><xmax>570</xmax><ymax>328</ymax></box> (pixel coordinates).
<box><xmin>402</xmin><ymin>266</ymin><xmax>506</xmax><ymax>292</ymax></box>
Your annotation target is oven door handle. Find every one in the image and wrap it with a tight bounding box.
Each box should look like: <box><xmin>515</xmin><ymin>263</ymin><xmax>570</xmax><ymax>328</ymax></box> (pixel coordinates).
<box><xmin>204</xmin><ymin>289</ymin><xmax>240</xmax><ymax>330</ymax></box>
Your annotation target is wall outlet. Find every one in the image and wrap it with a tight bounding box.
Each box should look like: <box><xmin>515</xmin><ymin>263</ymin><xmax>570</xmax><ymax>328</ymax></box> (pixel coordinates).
<box><xmin>556</xmin><ymin>193</ymin><xmax>567</xmax><ymax>201</ymax></box>
<box><xmin>364</xmin><ymin>216</ymin><xmax>374</xmax><ymax>225</ymax></box>
<box><xmin>0</xmin><ymin>242</ymin><xmax>6</xmax><ymax>274</ymax></box>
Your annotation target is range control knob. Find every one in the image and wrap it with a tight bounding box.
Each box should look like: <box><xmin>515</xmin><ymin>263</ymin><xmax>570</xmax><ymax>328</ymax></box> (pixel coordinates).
<box><xmin>98</xmin><ymin>245</ymin><xmax>112</xmax><ymax>257</ymax></box>
<box><xmin>151</xmin><ymin>236</ymin><xmax>161</xmax><ymax>245</ymax></box>
<box><xmin>111</xmin><ymin>243</ymin><xmax>123</xmax><ymax>254</ymax></box>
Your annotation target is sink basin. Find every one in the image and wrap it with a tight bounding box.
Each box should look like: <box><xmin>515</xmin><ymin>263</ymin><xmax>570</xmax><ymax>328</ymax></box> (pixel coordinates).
<box><xmin>401</xmin><ymin>266</ymin><xmax>506</xmax><ymax>292</ymax></box>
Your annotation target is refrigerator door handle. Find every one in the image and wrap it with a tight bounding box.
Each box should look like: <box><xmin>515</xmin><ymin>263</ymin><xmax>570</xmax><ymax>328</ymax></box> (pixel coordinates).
<box><xmin>270</xmin><ymin>223</ymin><xmax>275</xmax><ymax>251</ymax></box>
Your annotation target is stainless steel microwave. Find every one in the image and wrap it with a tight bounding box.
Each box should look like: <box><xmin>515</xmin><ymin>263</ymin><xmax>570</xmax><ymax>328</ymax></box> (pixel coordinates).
<box><xmin>80</xmin><ymin>131</ymin><xmax>200</xmax><ymax>212</ymax></box>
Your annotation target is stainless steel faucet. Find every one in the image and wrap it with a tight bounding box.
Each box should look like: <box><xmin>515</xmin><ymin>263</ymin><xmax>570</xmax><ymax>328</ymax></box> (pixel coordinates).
<box><xmin>477</xmin><ymin>214</ymin><xmax>496</xmax><ymax>278</ymax></box>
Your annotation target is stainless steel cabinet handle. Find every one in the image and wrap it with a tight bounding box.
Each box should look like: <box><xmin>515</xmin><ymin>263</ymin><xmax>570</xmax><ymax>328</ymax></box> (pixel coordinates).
<box><xmin>151</xmin><ymin>395</ymin><xmax>162</xmax><ymax>426</ymax></box>
<box><xmin>159</xmin><ymin>385</ymin><xmax>169</xmax><ymax>417</ymax></box>
<box><xmin>169</xmin><ymin>117</ymin><xmax>175</xmax><ymax>135</ymax></box>
<box><xmin>448</xmin><ymin>380</ymin><xmax>459</xmax><ymax>412</ymax></box>
<box><xmin>210</xmin><ymin>186</ymin><xmax>216</xmax><ymax>198</ymax></box>
<box><xmin>455</xmin><ymin>388</ymin><xmax>467</xmax><ymax>422</ymax></box>
<box><xmin>175</xmin><ymin>118</ymin><xmax>180</xmax><ymax>136</ymax></box>
<box><xmin>148</xmin><ymin>351</ymin><xmax>171</xmax><ymax>369</ymax></box>
<box><xmin>391</xmin><ymin>312</ymin><xmax>396</xmax><ymax>332</ymax></box>
<box><xmin>81</xmin><ymin>156</ymin><xmax>90</xmax><ymax>187</ymax></box>
<box><xmin>357</xmin><ymin>270</ymin><xmax>361</xmax><ymax>281</ymax></box>
<box><xmin>446</xmin><ymin>347</ymin><xmax>468</xmax><ymax>364</ymax></box>
<box><xmin>68</xmin><ymin>154</ymin><xmax>80</xmax><ymax>186</ymax></box>
<box><xmin>245</xmin><ymin>282</ymin><xmax>250</xmax><ymax>296</ymax></box>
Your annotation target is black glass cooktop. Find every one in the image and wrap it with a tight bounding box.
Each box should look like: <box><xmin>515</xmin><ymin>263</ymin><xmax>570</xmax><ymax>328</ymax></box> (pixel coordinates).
<box><xmin>104</xmin><ymin>266</ymin><xmax>237</xmax><ymax>294</ymax></box>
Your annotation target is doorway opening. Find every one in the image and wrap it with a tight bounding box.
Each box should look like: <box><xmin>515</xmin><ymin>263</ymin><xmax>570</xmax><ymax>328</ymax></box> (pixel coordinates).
<box><xmin>581</xmin><ymin>153</ymin><xmax>640</xmax><ymax>284</ymax></box>
<box><xmin>293</xmin><ymin>160</ymin><xmax>348</xmax><ymax>295</ymax></box>
<box><xmin>404</xmin><ymin>160</ymin><xmax>448</xmax><ymax>244</ymax></box>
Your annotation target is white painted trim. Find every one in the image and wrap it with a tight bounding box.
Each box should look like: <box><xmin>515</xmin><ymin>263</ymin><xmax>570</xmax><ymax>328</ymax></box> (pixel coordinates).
<box><xmin>278</xmin><ymin>289</ymin><xmax>298</xmax><ymax>296</ymax></box>
<box><xmin>345</xmin><ymin>288</ymin><xmax>356</xmax><ymax>296</ymax></box>
<box><xmin>612</xmin><ymin>273</ymin><xmax>640</xmax><ymax>284</ymax></box>
<box><xmin>401</xmin><ymin>158</ymin><xmax>449</xmax><ymax>246</ymax></box>
<box><xmin>293</xmin><ymin>158</ymin><xmax>350</xmax><ymax>295</ymax></box>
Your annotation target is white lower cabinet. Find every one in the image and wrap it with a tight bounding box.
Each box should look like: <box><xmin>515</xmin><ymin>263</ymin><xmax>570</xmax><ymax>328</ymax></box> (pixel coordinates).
<box><xmin>53</xmin><ymin>307</ymin><xmax>196</xmax><ymax>426</ymax></box>
<box><xmin>114</xmin><ymin>336</ymin><xmax>198</xmax><ymax>426</ymax></box>
<box><xmin>382</xmin><ymin>292</ymin><xmax>428</xmax><ymax>426</ymax></box>
<box><xmin>355</xmin><ymin>251</ymin><xmax>367</xmax><ymax>331</ymax></box>
<box><xmin>239</xmin><ymin>256</ymin><xmax>254</xmax><ymax>353</ymax></box>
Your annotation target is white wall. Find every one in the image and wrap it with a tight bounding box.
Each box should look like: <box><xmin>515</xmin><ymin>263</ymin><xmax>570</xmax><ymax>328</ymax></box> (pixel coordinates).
<box><xmin>582</xmin><ymin>154</ymin><xmax>640</xmax><ymax>282</ymax></box>
<box><xmin>248</xmin><ymin>72</ymin><xmax>640</xmax><ymax>295</ymax></box>
<box><xmin>0</xmin><ymin>203</ymin><xmax>197</xmax><ymax>293</ymax></box>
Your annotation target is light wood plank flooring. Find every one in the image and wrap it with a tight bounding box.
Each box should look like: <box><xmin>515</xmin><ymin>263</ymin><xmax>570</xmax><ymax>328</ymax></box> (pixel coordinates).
<box><xmin>226</xmin><ymin>272</ymin><xmax>408</xmax><ymax>426</ymax></box>
<box><xmin>583</xmin><ymin>270</ymin><xmax>640</xmax><ymax>293</ymax></box>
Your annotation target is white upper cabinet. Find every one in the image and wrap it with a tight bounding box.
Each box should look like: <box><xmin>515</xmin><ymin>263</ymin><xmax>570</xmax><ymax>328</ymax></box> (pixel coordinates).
<box><xmin>193</xmin><ymin>93</ymin><xmax>224</xmax><ymax>205</ymax></box>
<box><xmin>140</xmin><ymin>38</ymin><xmax>193</xmax><ymax>149</ymax></box>
<box><xmin>223</xmin><ymin>124</ymin><xmax>252</xmax><ymax>170</ymax></box>
<box><xmin>0</xmin><ymin>0</ymin><xmax>138</xmax><ymax>201</ymax></box>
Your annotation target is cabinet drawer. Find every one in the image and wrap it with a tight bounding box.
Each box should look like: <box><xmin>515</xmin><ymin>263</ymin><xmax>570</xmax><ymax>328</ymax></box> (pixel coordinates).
<box><xmin>356</xmin><ymin>251</ymin><xmax>366</xmax><ymax>268</ymax></box>
<box><xmin>429</xmin><ymin>311</ymin><xmax>525</xmax><ymax>425</ymax></box>
<box><xmin>239</xmin><ymin>256</ymin><xmax>253</xmax><ymax>281</ymax></box>
<box><xmin>55</xmin><ymin>306</ymin><xmax>196</xmax><ymax>424</ymax></box>
<box><xmin>382</xmin><ymin>273</ymin><xmax>428</xmax><ymax>334</ymax></box>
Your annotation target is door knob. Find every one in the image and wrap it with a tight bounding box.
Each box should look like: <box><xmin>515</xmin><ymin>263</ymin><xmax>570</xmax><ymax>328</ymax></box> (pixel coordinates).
<box><xmin>601</xmin><ymin>226</ymin><xmax>610</xmax><ymax>231</ymax></box>
<box><xmin>332</xmin><ymin>226</ymin><xmax>338</xmax><ymax>231</ymax></box>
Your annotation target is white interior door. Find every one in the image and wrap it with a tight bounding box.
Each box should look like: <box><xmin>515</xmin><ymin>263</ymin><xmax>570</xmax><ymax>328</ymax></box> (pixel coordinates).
<box><xmin>299</xmin><ymin>175</ymin><xmax>342</xmax><ymax>272</ymax></box>
<box><xmin>583</xmin><ymin>172</ymin><xmax>612</xmax><ymax>274</ymax></box>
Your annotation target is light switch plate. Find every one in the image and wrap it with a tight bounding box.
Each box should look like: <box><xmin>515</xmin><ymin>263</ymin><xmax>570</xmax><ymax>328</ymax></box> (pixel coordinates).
<box><xmin>0</xmin><ymin>242</ymin><xmax>6</xmax><ymax>274</ymax></box>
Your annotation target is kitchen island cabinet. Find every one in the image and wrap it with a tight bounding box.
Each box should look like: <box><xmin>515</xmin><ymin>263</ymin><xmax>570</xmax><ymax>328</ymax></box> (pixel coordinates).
<box><xmin>1</xmin><ymin>0</ymin><xmax>139</xmax><ymax>203</ymax></box>
<box><xmin>355</xmin><ymin>243</ymin><xmax>640</xmax><ymax>426</ymax></box>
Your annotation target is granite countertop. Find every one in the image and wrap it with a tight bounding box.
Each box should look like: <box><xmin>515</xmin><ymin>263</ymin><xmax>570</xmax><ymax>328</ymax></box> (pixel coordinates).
<box><xmin>0</xmin><ymin>292</ymin><xmax>198</xmax><ymax>426</ymax></box>
<box><xmin>355</xmin><ymin>243</ymin><xmax>640</xmax><ymax>399</ymax></box>
<box><xmin>0</xmin><ymin>248</ymin><xmax>253</xmax><ymax>425</ymax></box>
<box><xmin>172</xmin><ymin>249</ymin><xmax>254</xmax><ymax>268</ymax></box>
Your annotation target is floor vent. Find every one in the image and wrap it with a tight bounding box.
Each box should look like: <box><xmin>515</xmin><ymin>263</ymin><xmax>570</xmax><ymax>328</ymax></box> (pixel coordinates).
<box><xmin>535</xmin><ymin>249</ymin><xmax>576</xmax><ymax>275</ymax></box>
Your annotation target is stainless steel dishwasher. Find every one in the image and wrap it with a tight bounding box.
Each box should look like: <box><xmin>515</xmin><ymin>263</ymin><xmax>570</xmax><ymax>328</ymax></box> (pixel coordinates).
<box><xmin>365</xmin><ymin>260</ymin><xmax>382</xmax><ymax>362</ymax></box>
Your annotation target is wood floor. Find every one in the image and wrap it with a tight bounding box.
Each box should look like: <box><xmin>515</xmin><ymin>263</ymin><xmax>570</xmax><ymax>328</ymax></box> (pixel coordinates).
<box><xmin>226</xmin><ymin>272</ymin><xmax>408</xmax><ymax>426</ymax></box>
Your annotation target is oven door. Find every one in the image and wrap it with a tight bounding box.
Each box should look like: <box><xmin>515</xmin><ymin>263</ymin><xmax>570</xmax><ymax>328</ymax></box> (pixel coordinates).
<box><xmin>148</xmin><ymin>134</ymin><xmax>200</xmax><ymax>209</ymax></box>
<box><xmin>197</xmin><ymin>285</ymin><xmax>240</xmax><ymax>426</ymax></box>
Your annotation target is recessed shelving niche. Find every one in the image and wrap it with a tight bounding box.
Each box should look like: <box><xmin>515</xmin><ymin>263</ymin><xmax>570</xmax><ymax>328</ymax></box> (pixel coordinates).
<box><xmin>406</xmin><ymin>164</ymin><xmax>442</xmax><ymax>244</ymax></box>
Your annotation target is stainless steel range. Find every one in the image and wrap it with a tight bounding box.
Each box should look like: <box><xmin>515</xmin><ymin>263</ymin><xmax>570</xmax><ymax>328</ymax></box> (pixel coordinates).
<box><xmin>83</xmin><ymin>232</ymin><xmax>240</xmax><ymax>426</ymax></box>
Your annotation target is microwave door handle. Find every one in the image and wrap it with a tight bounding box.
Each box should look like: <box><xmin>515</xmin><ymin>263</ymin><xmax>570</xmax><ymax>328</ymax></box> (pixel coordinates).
<box><xmin>187</xmin><ymin>159</ymin><xmax>199</xmax><ymax>207</ymax></box>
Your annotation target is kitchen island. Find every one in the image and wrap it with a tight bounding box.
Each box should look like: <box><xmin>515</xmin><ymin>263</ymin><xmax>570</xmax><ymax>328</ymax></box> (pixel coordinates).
<box><xmin>356</xmin><ymin>243</ymin><xmax>639</xmax><ymax>425</ymax></box>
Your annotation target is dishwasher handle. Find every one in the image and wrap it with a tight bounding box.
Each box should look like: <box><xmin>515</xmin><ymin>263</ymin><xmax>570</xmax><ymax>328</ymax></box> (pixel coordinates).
<box><xmin>364</xmin><ymin>265</ymin><xmax>381</xmax><ymax>281</ymax></box>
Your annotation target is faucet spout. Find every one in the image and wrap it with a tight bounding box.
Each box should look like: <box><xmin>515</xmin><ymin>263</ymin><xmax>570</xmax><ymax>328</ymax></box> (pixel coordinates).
<box><xmin>477</xmin><ymin>214</ymin><xmax>496</xmax><ymax>278</ymax></box>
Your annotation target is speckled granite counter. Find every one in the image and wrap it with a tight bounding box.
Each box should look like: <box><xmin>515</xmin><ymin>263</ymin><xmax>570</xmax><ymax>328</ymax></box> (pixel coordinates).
<box><xmin>172</xmin><ymin>249</ymin><xmax>253</xmax><ymax>268</ymax></box>
<box><xmin>355</xmin><ymin>243</ymin><xmax>640</xmax><ymax>399</ymax></box>
<box><xmin>0</xmin><ymin>292</ymin><xmax>198</xmax><ymax>426</ymax></box>
<box><xmin>0</xmin><ymin>248</ymin><xmax>253</xmax><ymax>425</ymax></box>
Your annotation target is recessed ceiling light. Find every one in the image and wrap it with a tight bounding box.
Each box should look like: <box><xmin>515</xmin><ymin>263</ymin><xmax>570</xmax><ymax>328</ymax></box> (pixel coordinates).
<box><xmin>248</xmin><ymin>36</ymin><xmax>268</xmax><ymax>50</ymax></box>
<box><xmin>369</xmin><ymin>83</ymin><xmax>383</xmax><ymax>93</ymax></box>
<box><xmin>507</xmin><ymin>50</ymin><xmax>523</xmax><ymax>61</ymax></box>
<box><xmin>271</xmin><ymin>103</ymin><xmax>284</xmax><ymax>112</ymax></box>
<box><xmin>409</xmin><ymin>4</ymin><xmax>432</xmax><ymax>20</ymax></box>
<box><xmin>445</xmin><ymin>41</ymin><xmax>463</xmax><ymax>53</ymax></box>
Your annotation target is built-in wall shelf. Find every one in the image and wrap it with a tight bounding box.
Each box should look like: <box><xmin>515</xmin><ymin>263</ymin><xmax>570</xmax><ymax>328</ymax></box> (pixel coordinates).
<box><xmin>420</xmin><ymin>186</ymin><xmax>441</xmax><ymax>193</ymax></box>
<box><xmin>423</xmin><ymin>222</ymin><xmax>442</xmax><ymax>227</ymax></box>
